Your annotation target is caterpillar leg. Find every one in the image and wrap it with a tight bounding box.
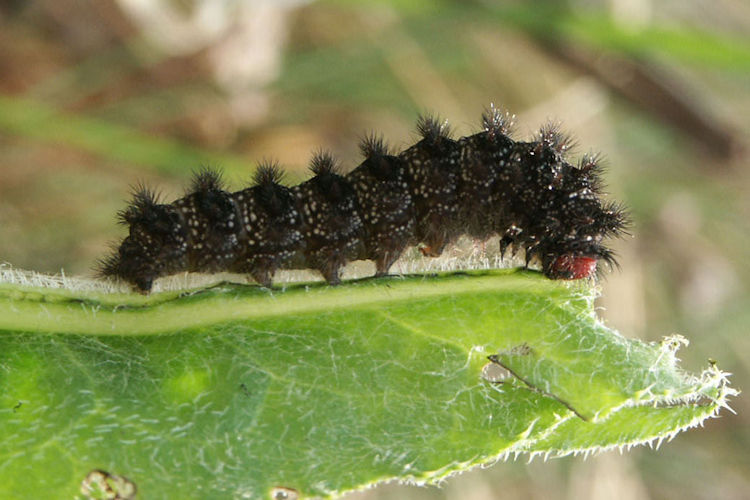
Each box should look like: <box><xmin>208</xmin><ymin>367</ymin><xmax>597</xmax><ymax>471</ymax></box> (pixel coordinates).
<box><xmin>249</xmin><ymin>264</ymin><xmax>274</xmax><ymax>288</ymax></box>
<box><xmin>373</xmin><ymin>250</ymin><xmax>400</xmax><ymax>277</ymax></box>
<box><xmin>312</xmin><ymin>251</ymin><xmax>345</xmax><ymax>285</ymax></box>
<box><xmin>418</xmin><ymin>237</ymin><xmax>451</xmax><ymax>258</ymax></box>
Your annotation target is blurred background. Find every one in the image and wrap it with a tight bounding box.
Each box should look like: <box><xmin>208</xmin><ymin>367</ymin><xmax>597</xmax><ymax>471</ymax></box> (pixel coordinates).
<box><xmin>0</xmin><ymin>0</ymin><xmax>748</xmax><ymax>498</ymax></box>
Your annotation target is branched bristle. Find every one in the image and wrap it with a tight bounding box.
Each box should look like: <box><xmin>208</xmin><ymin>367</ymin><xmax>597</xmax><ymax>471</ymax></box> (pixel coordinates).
<box><xmin>96</xmin><ymin>249</ymin><xmax>121</xmax><ymax>278</ymax></box>
<box><xmin>482</xmin><ymin>104</ymin><xmax>514</xmax><ymax>138</ymax></box>
<box><xmin>537</xmin><ymin>122</ymin><xmax>576</xmax><ymax>157</ymax></box>
<box><xmin>578</xmin><ymin>152</ymin><xmax>605</xmax><ymax>174</ymax></box>
<box><xmin>253</xmin><ymin>160</ymin><xmax>284</xmax><ymax>186</ymax></box>
<box><xmin>310</xmin><ymin>150</ymin><xmax>339</xmax><ymax>176</ymax></box>
<box><xmin>360</xmin><ymin>134</ymin><xmax>390</xmax><ymax>158</ymax></box>
<box><xmin>117</xmin><ymin>184</ymin><xmax>159</xmax><ymax>224</ymax></box>
<box><xmin>191</xmin><ymin>166</ymin><xmax>224</xmax><ymax>192</ymax></box>
<box><xmin>115</xmin><ymin>209</ymin><xmax>130</xmax><ymax>226</ymax></box>
<box><xmin>597</xmin><ymin>246</ymin><xmax>620</xmax><ymax>272</ymax></box>
<box><xmin>416</xmin><ymin>114</ymin><xmax>451</xmax><ymax>144</ymax></box>
<box><xmin>131</xmin><ymin>183</ymin><xmax>159</xmax><ymax>207</ymax></box>
<box><xmin>577</xmin><ymin>152</ymin><xmax>606</xmax><ymax>192</ymax></box>
<box><xmin>601</xmin><ymin>201</ymin><xmax>632</xmax><ymax>236</ymax></box>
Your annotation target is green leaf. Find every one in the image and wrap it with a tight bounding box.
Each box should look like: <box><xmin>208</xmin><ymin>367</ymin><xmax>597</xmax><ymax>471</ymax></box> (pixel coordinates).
<box><xmin>0</xmin><ymin>268</ymin><xmax>735</xmax><ymax>499</ymax></box>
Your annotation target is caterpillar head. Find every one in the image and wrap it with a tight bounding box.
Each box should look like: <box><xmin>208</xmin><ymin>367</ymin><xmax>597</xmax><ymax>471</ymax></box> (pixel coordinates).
<box><xmin>539</xmin><ymin>202</ymin><xmax>628</xmax><ymax>280</ymax></box>
<box><xmin>541</xmin><ymin>241</ymin><xmax>610</xmax><ymax>280</ymax></box>
<box><xmin>547</xmin><ymin>254</ymin><xmax>598</xmax><ymax>280</ymax></box>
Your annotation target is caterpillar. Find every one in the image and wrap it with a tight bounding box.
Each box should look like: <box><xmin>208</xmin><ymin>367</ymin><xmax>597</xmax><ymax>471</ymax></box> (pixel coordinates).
<box><xmin>100</xmin><ymin>106</ymin><xmax>628</xmax><ymax>292</ymax></box>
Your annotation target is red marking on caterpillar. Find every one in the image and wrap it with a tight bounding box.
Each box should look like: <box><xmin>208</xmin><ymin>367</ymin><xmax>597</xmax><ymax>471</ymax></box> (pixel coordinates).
<box><xmin>549</xmin><ymin>255</ymin><xmax>598</xmax><ymax>280</ymax></box>
<box><xmin>99</xmin><ymin>106</ymin><xmax>629</xmax><ymax>292</ymax></box>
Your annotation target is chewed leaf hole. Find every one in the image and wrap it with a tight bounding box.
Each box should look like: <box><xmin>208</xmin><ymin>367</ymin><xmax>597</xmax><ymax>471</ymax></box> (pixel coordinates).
<box><xmin>481</xmin><ymin>362</ymin><xmax>511</xmax><ymax>383</ymax></box>
<box><xmin>270</xmin><ymin>486</ymin><xmax>299</xmax><ymax>500</ymax></box>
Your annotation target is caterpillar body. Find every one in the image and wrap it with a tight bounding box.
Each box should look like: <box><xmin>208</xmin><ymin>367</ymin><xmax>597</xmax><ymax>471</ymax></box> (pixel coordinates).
<box><xmin>100</xmin><ymin>107</ymin><xmax>628</xmax><ymax>292</ymax></box>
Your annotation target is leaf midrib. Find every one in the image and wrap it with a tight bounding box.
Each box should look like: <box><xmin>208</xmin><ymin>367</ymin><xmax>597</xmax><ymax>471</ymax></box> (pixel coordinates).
<box><xmin>0</xmin><ymin>270</ymin><xmax>582</xmax><ymax>336</ymax></box>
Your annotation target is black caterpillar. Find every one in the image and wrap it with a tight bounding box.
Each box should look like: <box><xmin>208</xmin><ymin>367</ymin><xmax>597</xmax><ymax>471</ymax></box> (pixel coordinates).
<box><xmin>100</xmin><ymin>107</ymin><xmax>628</xmax><ymax>292</ymax></box>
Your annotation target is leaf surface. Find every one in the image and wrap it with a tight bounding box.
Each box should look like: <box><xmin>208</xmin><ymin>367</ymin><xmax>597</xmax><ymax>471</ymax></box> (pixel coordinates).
<box><xmin>0</xmin><ymin>270</ymin><xmax>734</xmax><ymax>499</ymax></box>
